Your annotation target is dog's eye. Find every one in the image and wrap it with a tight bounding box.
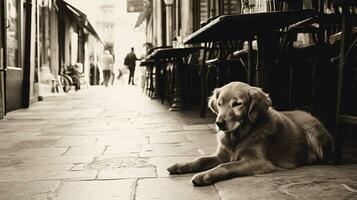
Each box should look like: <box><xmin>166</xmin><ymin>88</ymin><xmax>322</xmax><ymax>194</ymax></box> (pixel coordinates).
<box><xmin>232</xmin><ymin>101</ymin><xmax>242</xmax><ymax>107</ymax></box>
<box><xmin>217</xmin><ymin>102</ymin><xmax>222</xmax><ymax>107</ymax></box>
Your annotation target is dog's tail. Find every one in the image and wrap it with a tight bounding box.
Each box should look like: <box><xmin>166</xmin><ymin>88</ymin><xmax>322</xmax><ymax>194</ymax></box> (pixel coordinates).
<box><xmin>305</xmin><ymin>122</ymin><xmax>334</xmax><ymax>163</ymax></box>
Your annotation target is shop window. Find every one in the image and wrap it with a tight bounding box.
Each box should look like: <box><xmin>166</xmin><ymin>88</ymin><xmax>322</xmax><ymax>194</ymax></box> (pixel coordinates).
<box><xmin>193</xmin><ymin>0</ymin><xmax>242</xmax><ymax>31</ymax></box>
<box><xmin>222</xmin><ymin>0</ymin><xmax>241</xmax><ymax>14</ymax></box>
<box><xmin>6</xmin><ymin>0</ymin><xmax>20</xmax><ymax>68</ymax></box>
<box><xmin>198</xmin><ymin>0</ymin><xmax>241</xmax><ymax>25</ymax></box>
<box><xmin>200</xmin><ymin>0</ymin><xmax>209</xmax><ymax>23</ymax></box>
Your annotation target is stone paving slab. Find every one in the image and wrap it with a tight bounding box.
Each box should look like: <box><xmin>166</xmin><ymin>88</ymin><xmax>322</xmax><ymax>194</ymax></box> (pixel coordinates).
<box><xmin>140</xmin><ymin>143</ymin><xmax>202</xmax><ymax>157</ymax></box>
<box><xmin>98</xmin><ymin>167</ymin><xmax>157</xmax><ymax>179</ymax></box>
<box><xmin>51</xmin><ymin>179</ymin><xmax>136</xmax><ymax>200</ymax></box>
<box><xmin>95</xmin><ymin>135</ymin><xmax>149</xmax><ymax>146</ymax></box>
<box><xmin>0</xmin><ymin>167</ymin><xmax>97</xmax><ymax>182</ymax></box>
<box><xmin>0</xmin><ymin>180</ymin><xmax>61</xmax><ymax>200</ymax></box>
<box><xmin>215</xmin><ymin>164</ymin><xmax>357</xmax><ymax>200</ymax></box>
<box><xmin>15</xmin><ymin>155</ymin><xmax>95</xmax><ymax>166</ymax></box>
<box><xmin>52</xmin><ymin>136</ymin><xmax>97</xmax><ymax>147</ymax></box>
<box><xmin>135</xmin><ymin>177</ymin><xmax>220</xmax><ymax>200</ymax></box>
<box><xmin>0</xmin><ymin>147</ymin><xmax>68</xmax><ymax>158</ymax></box>
<box><xmin>0</xmin><ymin>132</ymin><xmax>41</xmax><ymax>141</ymax></box>
<box><xmin>104</xmin><ymin>145</ymin><xmax>141</xmax><ymax>155</ymax></box>
<box><xmin>148</xmin><ymin>156</ymin><xmax>197</xmax><ymax>177</ymax></box>
<box><xmin>63</xmin><ymin>146</ymin><xmax>106</xmax><ymax>156</ymax></box>
<box><xmin>11</xmin><ymin>163</ymin><xmax>73</xmax><ymax>171</ymax></box>
<box><xmin>149</xmin><ymin>133</ymin><xmax>189</xmax><ymax>144</ymax></box>
<box><xmin>0</xmin><ymin>141</ymin><xmax>23</xmax><ymax>149</ymax></box>
<box><xmin>71</xmin><ymin>156</ymin><xmax>148</xmax><ymax>171</ymax></box>
<box><xmin>11</xmin><ymin>138</ymin><xmax>61</xmax><ymax>149</ymax></box>
<box><xmin>182</xmin><ymin>124</ymin><xmax>211</xmax><ymax>131</ymax></box>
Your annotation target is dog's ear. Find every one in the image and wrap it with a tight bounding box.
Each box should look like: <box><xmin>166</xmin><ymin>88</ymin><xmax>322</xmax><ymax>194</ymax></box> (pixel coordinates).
<box><xmin>248</xmin><ymin>87</ymin><xmax>272</xmax><ymax>123</ymax></box>
<box><xmin>208</xmin><ymin>88</ymin><xmax>220</xmax><ymax>115</ymax></box>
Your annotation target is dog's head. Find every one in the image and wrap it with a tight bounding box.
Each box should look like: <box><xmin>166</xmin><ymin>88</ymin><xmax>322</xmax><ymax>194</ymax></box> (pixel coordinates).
<box><xmin>208</xmin><ymin>82</ymin><xmax>272</xmax><ymax>132</ymax></box>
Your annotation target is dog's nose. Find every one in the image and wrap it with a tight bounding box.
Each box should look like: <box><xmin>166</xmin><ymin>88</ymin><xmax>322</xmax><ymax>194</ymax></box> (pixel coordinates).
<box><xmin>216</xmin><ymin>120</ymin><xmax>226</xmax><ymax>129</ymax></box>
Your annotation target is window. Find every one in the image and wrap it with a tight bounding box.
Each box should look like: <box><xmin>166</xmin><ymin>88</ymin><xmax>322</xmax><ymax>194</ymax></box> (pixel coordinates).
<box><xmin>223</xmin><ymin>0</ymin><xmax>241</xmax><ymax>14</ymax></box>
<box><xmin>199</xmin><ymin>0</ymin><xmax>241</xmax><ymax>23</ymax></box>
<box><xmin>6</xmin><ymin>0</ymin><xmax>20</xmax><ymax>68</ymax></box>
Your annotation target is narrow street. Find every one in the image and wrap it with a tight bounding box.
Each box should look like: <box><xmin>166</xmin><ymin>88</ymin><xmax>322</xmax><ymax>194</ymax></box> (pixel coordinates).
<box><xmin>0</xmin><ymin>85</ymin><xmax>356</xmax><ymax>200</ymax></box>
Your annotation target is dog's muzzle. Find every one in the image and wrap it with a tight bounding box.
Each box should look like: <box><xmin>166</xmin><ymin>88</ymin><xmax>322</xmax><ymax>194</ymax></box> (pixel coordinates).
<box><xmin>216</xmin><ymin>119</ymin><xmax>242</xmax><ymax>132</ymax></box>
<box><xmin>216</xmin><ymin>120</ymin><xmax>226</xmax><ymax>130</ymax></box>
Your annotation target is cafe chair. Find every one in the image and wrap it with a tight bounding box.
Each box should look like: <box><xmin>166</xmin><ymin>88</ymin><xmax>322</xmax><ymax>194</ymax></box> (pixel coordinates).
<box><xmin>200</xmin><ymin>43</ymin><xmax>220</xmax><ymax>118</ymax></box>
<box><xmin>147</xmin><ymin>67</ymin><xmax>154</xmax><ymax>97</ymax></box>
<box><xmin>284</xmin><ymin>23</ymin><xmax>319</xmax><ymax>111</ymax></box>
<box><xmin>179</xmin><ymin>59</ymin><xmax>202</xmax><ymax>108</ymax></box>
<box><xmin>164</xmin><ymin>60</ymin><xmax>175</xmax><ymax>105</ymax></box>
<box><xmin>144</xmin><ymin>46</ymin><xmax>172</xmax><ymax>100</ymax></box>
<box><xmin>199</xmin><ymin>39</ymin><xmax>248</xmax><ymax>118</ymax></box>
<box><xmin>228</xmin><ymin>40</ymin><xmax>258</xmax><ymax>85</ymax></box>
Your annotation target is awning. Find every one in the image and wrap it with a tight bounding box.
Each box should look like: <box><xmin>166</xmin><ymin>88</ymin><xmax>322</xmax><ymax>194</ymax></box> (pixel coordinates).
<box><xmin>57</xmin><ymin>0</ymin><xmax>102</xmax><ymax>43</ymax></box>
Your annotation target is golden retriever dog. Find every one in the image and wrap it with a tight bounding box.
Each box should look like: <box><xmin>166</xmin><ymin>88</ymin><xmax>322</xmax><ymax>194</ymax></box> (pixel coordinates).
<box><xmin>167</xmin><ymin>81</ymin><xmax>334</xmax><ymax>186</ymax></box>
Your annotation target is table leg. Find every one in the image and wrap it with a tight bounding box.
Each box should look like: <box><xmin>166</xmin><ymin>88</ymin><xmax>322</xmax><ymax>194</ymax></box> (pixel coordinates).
<box><xmin>257</xmin><ymin>31</ymin><xmax>289</xmax><ymax>110</ymax></box>
<box><xmin>257</xmin><ymin>32</ymin><xmax>279</xmax><ymax>92</ymax></box>
<box><xmin>170</xmin><ymin>56</ymin><xmax>183</xmax><ymax>111</ymax></box>
<box><xmin>148</xmin><ymin>65</ymin><xmax>154</xmax><ymax>98</ymax></box>
<box><xmin>200</xmin><ymin>64</ymin><xmax>208</xmax><ymax>118</ymax></box>
<box><xmin>247</xmin><ymin>39</ymin><xmax>252</xmax><ymax>85</ymax></box>
<box><xmin>152</xmin><ymin>60</ymin><xmax>161</xmax><ymax>99</ymax></box>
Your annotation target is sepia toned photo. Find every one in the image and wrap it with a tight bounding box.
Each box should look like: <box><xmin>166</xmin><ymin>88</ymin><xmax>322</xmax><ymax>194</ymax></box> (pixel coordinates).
<box><xmin>0</xmin><ymin>0</ymin><xmax>356</xmax><ymax>199</ymax></box>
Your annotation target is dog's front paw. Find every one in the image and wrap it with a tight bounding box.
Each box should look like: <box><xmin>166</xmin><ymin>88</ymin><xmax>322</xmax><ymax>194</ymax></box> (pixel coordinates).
<box><xmin>167</xmin><ymin>163</ymin><xmax>192</xmax><ymax>174</ymax></box>
<box><xmin>191</xmin><ymin>172</ymin><xmax>214</xmax><ymax>186</ymax></box>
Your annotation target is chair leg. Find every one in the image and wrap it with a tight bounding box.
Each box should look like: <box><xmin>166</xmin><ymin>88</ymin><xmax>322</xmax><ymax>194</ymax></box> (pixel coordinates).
<box><xmin>200</xmin><ymin>67</ymin><xmax>208</xmax><ymax>118</ymax></box>
<box><xmin>334</xmin><ymin>124</ymin><xmax>344</xmax><ymax>164</ymax></box>
<box><xmin>310</xmin><ymin>57</ymin><xmax>318</xmax><ymax>114</ymax></box>
<box><xmin>161</xmin><ymin>68</ymin><xmax>166</xmax><ymax>104</ymax></box>
<box><xmin>334</xmin><ymin>55</ymin><xmax>345</xmax><ymax>164</ymax></box>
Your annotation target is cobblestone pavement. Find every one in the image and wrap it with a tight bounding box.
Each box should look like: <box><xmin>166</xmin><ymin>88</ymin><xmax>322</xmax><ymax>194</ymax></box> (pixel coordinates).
<box><xmin>0</xmin><ymin>85</ymin><xmax>356</xmax><ymax>200</ymax></box>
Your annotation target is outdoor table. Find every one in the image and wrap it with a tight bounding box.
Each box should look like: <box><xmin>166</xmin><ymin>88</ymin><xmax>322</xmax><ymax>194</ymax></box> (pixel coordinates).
<box><xmin>147</xmin><ymin>47</ymin><xmax>204</xmax><ymax>111</ymax></box>
<box><xmin>139</xmin><ymin>59</ymin><xmax>155</xmax><ymax>67</ymax></box>
<box><xmin>184</xmin><ymin>9</ymin><xmax>317</xmax><ymax>91</ymax></box>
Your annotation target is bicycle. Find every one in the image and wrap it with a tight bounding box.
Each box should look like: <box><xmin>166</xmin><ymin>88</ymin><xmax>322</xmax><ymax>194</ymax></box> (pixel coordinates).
<box><xmin>59</xmin><ymin>74</ymin><xmax>73</xmax><ymax>92</ymax></box>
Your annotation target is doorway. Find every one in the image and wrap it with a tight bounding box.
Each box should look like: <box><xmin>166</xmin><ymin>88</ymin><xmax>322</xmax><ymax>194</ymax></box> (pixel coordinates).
<box><xmin>5</xmin><ymin>0</ymin><xmax>24</xmax><ymax>112</ymax></box>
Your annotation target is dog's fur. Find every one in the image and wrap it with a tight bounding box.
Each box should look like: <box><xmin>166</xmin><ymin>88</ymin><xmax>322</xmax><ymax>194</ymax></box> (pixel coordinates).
<box><xmin>167</xmin><ymin>82</ymin><xmax>334</xmax><ymax>186</ymax></box>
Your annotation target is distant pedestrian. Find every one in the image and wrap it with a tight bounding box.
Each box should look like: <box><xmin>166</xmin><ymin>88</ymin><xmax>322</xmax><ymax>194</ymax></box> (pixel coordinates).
<box><xmin>89</xmin><ymin>55</ymin><xmax>100</xmax><ymax>85</ymax></box>
<box><xmin>124</xmin><ymin>47</ymin><xmax>139</xmax><ymax>85</ymax></box>
<box><xmin>100</xmin><ymin>50</ymin><xmax>114</xmax><ymax>87</ymax></box>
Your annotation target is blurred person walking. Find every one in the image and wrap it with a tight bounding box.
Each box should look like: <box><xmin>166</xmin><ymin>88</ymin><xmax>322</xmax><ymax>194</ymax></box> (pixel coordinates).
<box><xmin>100</xmin><ymin>50</ymin><xmax>114</xmax><ymax>87</ymax></box>
<box><xmin>89</xmin><ymin>55</ymin><xmax>100</xmax><ymax>85</ymax></box>
<box><xmin>124</xmin><ymin>47</ymin><xmax>139</xmax><ymax>85</ymax></box>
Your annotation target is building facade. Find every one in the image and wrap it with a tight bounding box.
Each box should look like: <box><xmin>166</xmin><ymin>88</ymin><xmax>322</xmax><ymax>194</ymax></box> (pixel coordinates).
<box><xmin>0</xmin><ymin>0</ymin><xmax>102</xmax><ymax>119</ymax></box>
<box><xmin>96</xmin><ymin>1</ymin><xmax>116</xmax><ymax>54</ymax></box>
<box><xmin>146</xmin><ymin>0</ymin><xmax>242</xmax><ymax>48</ymax></box>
